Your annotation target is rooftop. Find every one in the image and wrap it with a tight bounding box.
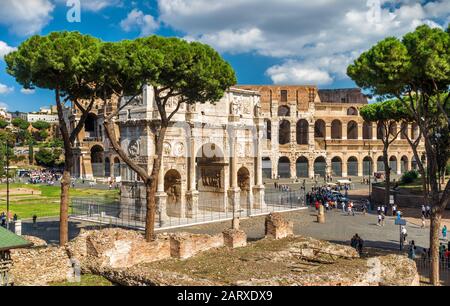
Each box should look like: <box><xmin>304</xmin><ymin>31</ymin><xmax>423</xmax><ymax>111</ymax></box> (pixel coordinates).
<box><xmin>0</xmin><ymin>227</ymin><xmax>33</xmax><ymax>252</ymax></box>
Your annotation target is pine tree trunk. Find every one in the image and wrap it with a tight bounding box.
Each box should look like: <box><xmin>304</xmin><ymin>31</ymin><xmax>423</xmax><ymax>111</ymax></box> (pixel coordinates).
<box><xmin>59</xmin><ymin>150</ymin><xmax>72</xmax><ymax>246</ymax></box>
<box><xmin>429</xmin><ymin>210</ymin><xmax>441</xmax><ymax>285</ymax></box>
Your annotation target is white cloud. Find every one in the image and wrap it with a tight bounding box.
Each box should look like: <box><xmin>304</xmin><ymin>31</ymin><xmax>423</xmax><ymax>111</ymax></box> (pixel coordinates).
<box><xmin>0</xmin><ymin>41</ymin><xmax>16</xmax><ymax>60</ymax></box>
<box><xmin>158</xmin><ymin>0</ymin><xmax>450</xmax><ymax>85</ymax></box>
<box><xmin>21</xmin><ymin>88</ymin><xmax>35</xmax><ymax>95</ymax></box>
<box><xmin>81</xmin><ymin>0</ymin><xmax>123</xmax><ymax>12</ymax></box>
<box><xmin>120</xmin><ymin>9</ymin><xmax>159</xmax><ymax>36</ymax></box>
<box><xmin>0</xmin><ymin>84</ymin><xmax>14</xmax><ymax>95</ymax></box>
<box><xmin>266</xmin><ymin>61</ymin><xmax>333</xmax><ymax>85</ymax></box>
<box><xmin>0</xmin><ymin>0</ymin><xmax>54</xmax><ymax>36</ymax></box>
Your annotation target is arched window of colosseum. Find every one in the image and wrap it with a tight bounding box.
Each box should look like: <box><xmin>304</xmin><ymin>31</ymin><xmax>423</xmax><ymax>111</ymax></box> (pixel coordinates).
<box><xmin>389</xmin><ymin>156</ymin><xmax>398</xmax><ymax>173</ymax></box>
<box><xmin>377</xmin><ymin>156</ymin><xmax>385</xmax><ymax>172</ymax></box>
<box><xmin>377</xmin><ymin>122</ymin><xmax>385</xmax><ymax>140</ymax></box>
<box><xmin>400</xmin><ymin>122</ymin><xmax>408</xmax><ymax>140</ymax></box>
<box><xmin>347</xmin><ymin>157</ymin><xmax>358</xmax><ymax>177</ymax></box>
<box><xmin>264</xmin><ymin>119</ymin><xmax>272</xmax><ymax>140</ymax></box>
<box><xmin>278</xmin><ymin>157</ymin><xmax>291</xmax><ymax>178</ymax></box>
<box><xmin>389</xmin><ymin>123</ymin><xmax>398</xmax><ymax>136</ymax></box>
<box><xmin>104</xmin><ymin>157</ymin><xmax>111</xmax><ymax>178</ymax></box>
<box><xmin>411</xmin><ymin>123</ymin><xmax>420</xmax><ymax>140</ymax></box>
<box><xmin>314</xmin><ymin>120</ymin><xmax>326</xmax><ymax>138</ymax></box>
<box><xmin>279</xmin><ymin>120</ymin><xmax>291</xmax><ymax>145</ymax></box>
<box><xmin>331</xmin><ymin>157</ymin><xmax>343</xmax><ymax>177</ymax></box>
<box><xmin>363</xmin><ymin>157</ymin><xmax>373</xmax><ymax>176</ymax></box>
<box><xmin>262</xmin><ymin>157</ymin><xmax>272</xmax><ymax>179</ymax></box>
<box><xmin>278</xmin><ymin>105</ymin><xmax>290</xmax><ymax>117</ymax></box>
<box><xmin>363</xmin><ymin>122</ymin><xmax>372</xmax><ymax>140</ymax></box>
<box><xmin>113</xmin><ymin>157</ymin><xmax>121</xmax><ymax>178</ymax></box>
<box><xmin>296</xmin><ymin>156</ymin><xmax>309</xmax><ymax>178</ymax></box>
<box><xmin>331</xmin><ymin>120</ymin><xmax>342</xmax><ymax>139</ymax></box>
<box><xmin>296</xmin><ymin>119</ymin><xmax>309</xmax><ymax>145</ymax></box>
<box><xmin>314</xmin><ymin>156</ymin><xmax>326</xmax><ymax>178</ymax></box>
<box><xmin>347</xmin><ymin>121</ymin><xmax>358</xmax><ymax>140</ymax></box>
<box><xmin>401</xmin><ymin>156</ymin><xmax>409</xmax><ymax>173</ymax></box>
<box><xmin>347</xmin><ymin>107</ymin><xmax>358</xmax><ymax>116</ymax></box>
<box><xmin>91</xmin><ymin>145</ymin><xmax>105</xmax><ymax>177</ymax></box>
<box><xmin>280</xmin><ymin>90</ymin><xmax>288</xmax><ymax>102</ymax></box>
<box><xmin>85</xmin><ymin>113</ymin><xmax>98</xmax><ymax>139</ymax></box>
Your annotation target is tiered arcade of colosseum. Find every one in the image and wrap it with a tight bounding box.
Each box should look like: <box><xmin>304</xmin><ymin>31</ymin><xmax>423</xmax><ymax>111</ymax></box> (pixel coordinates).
<box><xmin>235</xmin><ymin>85</ymin><xmax>424</xmax><ymax>180</ymax></box>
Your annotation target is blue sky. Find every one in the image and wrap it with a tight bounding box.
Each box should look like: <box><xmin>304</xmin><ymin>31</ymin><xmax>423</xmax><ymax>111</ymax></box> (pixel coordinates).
<box><xmin>0</xmin><ymin>0</ymin><xmax>449</xmax><ymax>112</ymax></box>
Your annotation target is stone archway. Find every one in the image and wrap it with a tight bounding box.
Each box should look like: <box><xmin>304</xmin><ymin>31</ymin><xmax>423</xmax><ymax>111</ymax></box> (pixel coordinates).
<box><xmin>196</xmin><ymin>143</ymin><xmax>226</xmax><ymax>211</ymax></box>
<box><xmin>164</xmin><ymin>169</ymin><xmax>182</xmax><ymax>217</ymax></box>
<box><xmin>279</xmin><ymin>120</ymin><xmax>291</xmax><ymax>145</ymax></box>
<box><xmin>262</xmin><ymin>157</ymin><xmax>272</xmax><ymax>179</ymax></box>
<box><xmin>347</xmin><ymin>157</ymin><xmax>358</xmax><ymax>177</ymax></box>
<box><xmin>377</xmin><ymin>156</ymin><xmax>385</xmax><ymax>172</ymax></box>
<box><xmin>238</xmin><ymin>167</ymin><xmax>251</xmax><ymax>209</ymax></box>
<box><xmin>389</xmin><ymin>156</ymin><xmax>398</xmax><ymax>174</ymax></box>
<box><xmin>296</xmin><ymin>119</ymin><xmax>309</xmax><ymax>145</ymax></box>
<box><xmin>90</xmin><ymin>145</ymin><xmax>104</xmax><ymax>177</ymax></box>
<box><xmin>331</xmin><ymin>120</ymin><xmax>342</xmax><ymax>139</ymax></box>
<box><xmin>314</xmin><ymin>156</ymin><xmax>326</xmax><ymax>178</ymax></box>
<box><xmin>104</xmin><ymin>157</ymin><xmax>111</xmax><ymax>178</ymax></box>
<box><xmin>363</xmin><ymin>122</ymin><xmax>372</xmax><ymax>140</ymax></box>
<box><xmin>331</xmin><ymin>157</ymin><xmax>343</xmax><ymax>177</ymax></box>
<box><xmin>113</xmin><ymin>157</ymin><xmax>121</xmax><ymax>178</ymax></box>
<box><xmin>401</xmin><ymin>156</ymin><xmax>409</xmax><ymax>174</ymax></box>
<box><xmin>85</xmin><ymin>113</ymin><xmax>99</xmax><ymax>139</ymax></box>
<box><xmin>314</xmin><ymin>120</ymin><xmax>326</xmax><ymax>139</ymax></box>
<box><xmin>296</xmin><ymin>156</ymin><xmax>309</xmax><ymax>178</ymax></box>
<box><xmin>278</xmin><ymin>157</ymin><xmax>291</xmax><ymax>178</ymax></box>
<box><xmin>363</xmin><ymin>156</ymin><xmax>373</xmax><ymax>176</ymax></box>
<box><xmin>347</xmin><ymin>121</ymin><xmax>358</xmax><ymax>140</ymax></box>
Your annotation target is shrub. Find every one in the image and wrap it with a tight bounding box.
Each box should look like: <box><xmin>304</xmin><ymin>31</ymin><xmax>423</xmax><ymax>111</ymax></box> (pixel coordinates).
<box><xmin>401</xmin><ymin>170</ymin><xmax>419</xmax><ymax>184</ymax></box>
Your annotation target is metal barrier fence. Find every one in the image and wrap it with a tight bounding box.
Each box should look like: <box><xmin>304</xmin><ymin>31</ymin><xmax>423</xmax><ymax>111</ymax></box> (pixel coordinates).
<box><xmin>70</xmin><ymin>190</ymin><xmax>306</xmax><ymax>230</ymax></box>
<box><xmin>415</xmin><ymin>257</ymin><xmax>450</xmax><ymax>285</ymax></box>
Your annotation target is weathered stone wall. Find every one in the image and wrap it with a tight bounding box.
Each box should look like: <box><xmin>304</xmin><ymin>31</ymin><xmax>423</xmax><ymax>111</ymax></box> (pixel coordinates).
<box><xmin>265</xmin><ymin>213</ymin><xmax>294</xmax><ymax>239</ymax></box>
<box><xmin>10</xmin><ymin>246</ymin><xmax>73</xmax><ymax>286</ymax></box>
<box><xmin>67</xmin><ymin>228</ymin><xmax>171</xmax><ymax>273</ymax></box>
<box><xmin>169</xmin><ymin>233</ymin><xmax>224</xmax><ymax>259</ymax></box>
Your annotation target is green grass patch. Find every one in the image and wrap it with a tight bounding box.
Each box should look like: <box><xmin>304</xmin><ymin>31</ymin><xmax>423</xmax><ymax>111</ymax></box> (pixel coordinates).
<box><xmin>0</xmin><ymin>183</ymin><xmax>119</xmax><ymax>219</ymax></box>
<box><xmin>50</xmin><ymin>274</ymin><xmax>113</xmax><ymax>286</ymax></box>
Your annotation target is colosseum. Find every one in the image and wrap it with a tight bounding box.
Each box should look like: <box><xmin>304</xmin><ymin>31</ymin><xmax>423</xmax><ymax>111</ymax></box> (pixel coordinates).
<box><xmin>234</xmin><ymin>85</ymin><xmax>423</xmax><ymax>180</ymax></box>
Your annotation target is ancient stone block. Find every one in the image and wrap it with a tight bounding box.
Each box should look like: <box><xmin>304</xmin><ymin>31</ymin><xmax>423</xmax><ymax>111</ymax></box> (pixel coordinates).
<box><xmin>265</xmin><ymin>213</ymin><xmax>294</xmax><ymax>239</ymax></box>
<box><xmin>223</xmin><ymin>229</ymin><xmax>247</xmax><ymax>249</ymax></box>
<box><xmin>66</xmin><ymin>228</ymin><xmax>171</xmax><ymax>272</ymax></box>
<box><xmin>169</xmin><ymin>233</ymin><xmax>224</xmax><ymax>259</ymax></box>
<box><xmin>10</xmin><ymin>246</ymin><xmax>73</xmax><ymax>286</ymax></box>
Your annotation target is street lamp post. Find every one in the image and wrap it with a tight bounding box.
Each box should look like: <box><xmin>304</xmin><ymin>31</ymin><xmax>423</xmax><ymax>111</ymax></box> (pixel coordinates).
<box><xmin>5</xmin><ymin>141</ymin><xmax>10</xmax><ymax>230</ymax></box>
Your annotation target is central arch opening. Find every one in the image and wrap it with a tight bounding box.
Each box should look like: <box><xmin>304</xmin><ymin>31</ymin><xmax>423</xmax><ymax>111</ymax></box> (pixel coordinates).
<box><xmin>196</xmin><ymin>143</ymin><xmax>226</xmax><ymax>211</ymax></box>
<box><xmin>331</xmin><ymin>120</ymin><xmax>342</xmax><ymax>139</ymax></box>
<box><xmin>296</xmin><ymin>119</ymin><xmax>309</xmax><ymax>145</ymax></box>
<box><xmin>238</xmin><ymin>167</ymin><xmax>251</xmax><ymax>209</ymax></box>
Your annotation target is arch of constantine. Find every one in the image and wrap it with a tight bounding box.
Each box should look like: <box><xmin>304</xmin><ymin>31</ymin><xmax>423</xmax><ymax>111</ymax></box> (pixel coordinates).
<box><xmin>117</xmin><ymin>86</ymin><xmax>266</xmax><ymax>224</ymax></box>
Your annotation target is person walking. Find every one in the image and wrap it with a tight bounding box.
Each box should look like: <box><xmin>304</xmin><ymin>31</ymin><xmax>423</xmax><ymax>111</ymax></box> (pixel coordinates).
<box><xmin>377</xmin><ymin>214</ymin><xmax>382</xmax><ymax>227</ymax></box>
<box><xmin>408</xmin><ymin>241</ymin><xmax>417</xmax><ymax>259</ymax></box>
<box><xmin>443</xmin><ymin>225</ymin><xmax>448</xmax><ymax>241</ymax></box>
<box><xmin>421</xmin><ymin>215</ymin><xmax>426</xmax><ymax>229</ymax></box>
<box><xmin>342</xmin><ymin>201</ymin><xmax>346</xmax><ymax>213</ymax></box>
